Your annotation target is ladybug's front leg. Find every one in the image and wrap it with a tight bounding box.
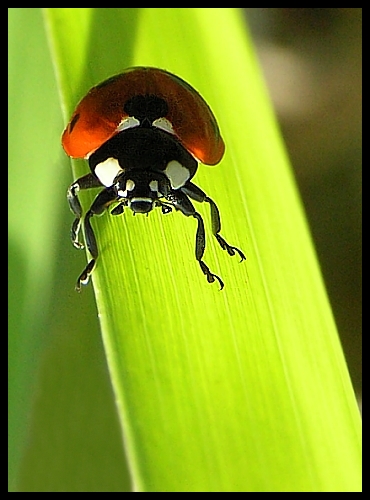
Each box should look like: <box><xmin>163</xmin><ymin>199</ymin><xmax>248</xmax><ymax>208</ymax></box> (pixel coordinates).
<box><xmin>166</xmin><ymin>189</ymin><xmax>224</xmax><ymax>290</ymax></box>
<box><xmin>75</xmin><ymin>187</ymin><xmax>117</xmax><ymax>292</ymax></box>
<box><xmin>182</xmin><ymin>182</ymin><xmax>246</xmax><ymax>262</ymax></box>
<box><xmin>67</xmin><ymin>173</ymin><xmax>103</xmax><ymax>249</ymax></box>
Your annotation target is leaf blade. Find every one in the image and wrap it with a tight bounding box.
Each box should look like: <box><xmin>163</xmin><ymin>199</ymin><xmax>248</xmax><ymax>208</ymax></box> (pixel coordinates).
<box><xmin>45</xmin><ymin>7</ymin><xmax>361</xmax><ymax>492</ymax></box>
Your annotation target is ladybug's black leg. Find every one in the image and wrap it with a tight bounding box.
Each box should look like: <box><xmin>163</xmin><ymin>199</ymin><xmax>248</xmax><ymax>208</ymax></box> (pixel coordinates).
<box><xmin>67</xmin><ymin>173</ymin><xmax>103</xmax><ymax>249</ymax></box>
<box><xmin>155</xmin><ymin>200</ymin><xmax>173</xmax><ymax>215</ymax></box>
<box><xmin>76</xmin><ymin>187</ymin><xmax>117</xmax><ymax>292</ymax></box>
<box><xmin>182</xmin><ymin>182</ymin><xmax>246</xmax><ymax>262</ymax></box>
<box><xmin>193</xmin><ymin>212</ymin><xmax>224</xmax><ymax>290</ymax></box>
<box><xmin>166</xmin><ymin>190</ymin><xmax>224</xmax><ymax>290</ymax></box>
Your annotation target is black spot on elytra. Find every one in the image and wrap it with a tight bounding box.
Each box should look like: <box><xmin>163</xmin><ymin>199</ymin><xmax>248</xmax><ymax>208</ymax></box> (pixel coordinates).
<box><xmin>69</xmin><ymin>113</ymin><xmax>80</xmax><ymax>133</ymax></box>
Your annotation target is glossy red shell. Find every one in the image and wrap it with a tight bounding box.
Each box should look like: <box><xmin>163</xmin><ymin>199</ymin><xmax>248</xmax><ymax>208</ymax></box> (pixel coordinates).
<box><xmin>62</xmin><ymin>67</ymin><xmax>224</xmax><ymax>165</ymax></box>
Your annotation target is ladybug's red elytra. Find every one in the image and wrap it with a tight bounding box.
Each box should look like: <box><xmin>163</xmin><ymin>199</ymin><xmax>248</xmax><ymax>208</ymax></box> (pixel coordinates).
<box><xmin>63</xmin><ymin>67</ymin><xmax>245</xmax><ymax>291</ymax></box>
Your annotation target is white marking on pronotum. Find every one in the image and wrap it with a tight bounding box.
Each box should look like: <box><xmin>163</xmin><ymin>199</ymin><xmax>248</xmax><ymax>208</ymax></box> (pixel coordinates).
<box><xmin>152</xmin><ymin>117</ymin><xmax>175</xmax><ymax>135</ymax></box>
<box><xmin>116</xmin><ymin>116</ymin><xmax>140</xmax><ymax>132</ymax></box>
<box><xmin>94</xmin><ymin>158</ymin><xmax>123</xmax><ymax>187</ymax></box>
<box><xmin>164</xmin><ymin>160</ymin><xmax>190</xmax><ymax>189</ymax></box>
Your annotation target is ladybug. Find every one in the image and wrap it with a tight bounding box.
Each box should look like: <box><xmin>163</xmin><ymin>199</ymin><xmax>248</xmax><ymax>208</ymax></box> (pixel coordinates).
<box><xmin>63</xmin><ymin>67</ymin><xmax>245</xmax><ymax>291</ymax></box>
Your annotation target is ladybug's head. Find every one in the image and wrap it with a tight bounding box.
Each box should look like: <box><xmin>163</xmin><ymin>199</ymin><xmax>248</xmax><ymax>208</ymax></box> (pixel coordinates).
<box><xmin>113</xmin><ymin>171</ymin><xmax>170</xmax><ymax>215</ymax></box>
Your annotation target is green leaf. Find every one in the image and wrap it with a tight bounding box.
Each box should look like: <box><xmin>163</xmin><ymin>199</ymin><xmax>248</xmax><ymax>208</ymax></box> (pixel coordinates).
<box><xmin>8</xmin><ymin>7</ymin><xmax>66</xmax><ymax>491</ymax></box>
<box><xmin>8</xmin><ymin>8</ymin><xmax>130</xmax><ymax>492</ymax></box>
<box><xmin>11</xmin><ymin>7</ymin><xmax>361</xmax><ymax>492</ymax></box>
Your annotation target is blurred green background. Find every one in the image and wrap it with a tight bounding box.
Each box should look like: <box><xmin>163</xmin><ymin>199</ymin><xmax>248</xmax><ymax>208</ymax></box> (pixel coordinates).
<box><xmin>8</xmin><ymin>8</ymin><xmax>361</xmax><ymax>491</ymax></box>
<box><xmin>247</xmin><ymin>8</ymin><xmax>362</xmax><ymax>394</ymax></box>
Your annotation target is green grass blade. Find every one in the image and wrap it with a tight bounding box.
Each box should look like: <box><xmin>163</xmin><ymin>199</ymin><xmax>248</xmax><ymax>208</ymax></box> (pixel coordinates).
<box><xmin>42</xmin><ymin>7</ymin><xmax>361</xmax><ymax>492</ymax></box>
<box><xmin>9</xmin><ymin>8</ymin><xmax>130</xmax><ymax>492</ymax></box>
<box><xmin>8</xmin><ymin>8</ymin><xmax>68</xmax><ymax>490</ymax></box>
